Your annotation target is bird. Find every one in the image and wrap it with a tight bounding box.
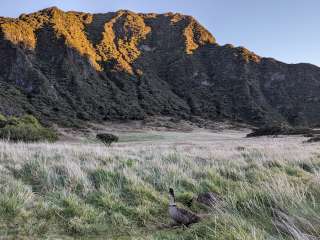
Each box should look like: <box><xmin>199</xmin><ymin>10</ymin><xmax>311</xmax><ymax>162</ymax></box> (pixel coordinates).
<box><xmin>168</xmin><ymin>188</ymin><xmax>200</xmax><ymax>227</ymax></box>
<box><xmin>197</xmin><ymin>192</ymin><xmax>221</xmax><ymax>207</ymax></box>
<box><xmin>186</xmin><ymin>192</ymin><xmax>221</xmax><ymax>208</ymax></box>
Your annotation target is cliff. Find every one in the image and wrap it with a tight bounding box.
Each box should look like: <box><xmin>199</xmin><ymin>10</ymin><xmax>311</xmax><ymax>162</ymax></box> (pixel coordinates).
<box><xmin>0</xmin><ymin>7</ymin><xmax>319</xmax><ymax>126</ymax></box>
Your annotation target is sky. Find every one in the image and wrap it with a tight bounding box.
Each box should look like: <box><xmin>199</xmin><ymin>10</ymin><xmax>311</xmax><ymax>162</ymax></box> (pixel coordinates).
<box><xmin>1</xmin><ymin>0</ymin><xmax>319</xmax><ymax>66</ymax></box>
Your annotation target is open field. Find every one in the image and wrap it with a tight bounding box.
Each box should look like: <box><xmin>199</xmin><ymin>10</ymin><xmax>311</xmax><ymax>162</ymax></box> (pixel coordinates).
<box><xmin>0</xmin><ymin>129</ymin><xmax>320</xmax><ymax>239</ymax></box>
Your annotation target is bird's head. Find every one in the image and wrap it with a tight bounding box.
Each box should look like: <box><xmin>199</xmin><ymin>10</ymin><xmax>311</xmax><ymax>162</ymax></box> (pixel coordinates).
<box><xmin>169</xmin><ymin>188</ymin><xmax>175</xmax><ymax>196</ymax></box>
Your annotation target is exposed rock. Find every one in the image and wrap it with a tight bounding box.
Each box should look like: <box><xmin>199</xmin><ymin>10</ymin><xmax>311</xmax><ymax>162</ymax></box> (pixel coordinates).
<box><xmin>0</xmin><ymin>8</ymin><xmax>320</xmax><ymax>126</ymax></box>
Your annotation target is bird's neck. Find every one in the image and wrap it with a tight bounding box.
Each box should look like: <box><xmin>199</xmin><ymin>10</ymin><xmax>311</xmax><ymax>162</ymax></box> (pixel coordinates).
<box><xmin>169</xmin><ymin>195</ymin><xmax>176</xmax><ymax>206</ymax></box>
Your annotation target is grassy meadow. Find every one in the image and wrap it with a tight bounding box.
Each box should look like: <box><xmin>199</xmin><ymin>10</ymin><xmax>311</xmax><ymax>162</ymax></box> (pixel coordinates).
<box><xmin>0</xmin><ymin>130</ymin><xmax>320</xmax><ymax>239</ymax></box>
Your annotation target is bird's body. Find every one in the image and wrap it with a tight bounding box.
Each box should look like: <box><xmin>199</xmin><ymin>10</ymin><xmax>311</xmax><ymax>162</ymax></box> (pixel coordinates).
<box><xmin>186</xmin><ymin>192</ymin><xmax>221</xmax><ymax>208</ymax></box>
<box><xmin>168</xmin><ymin>188</ymin><xmax>200</xmax><ymax>226</ymax></box>
<box><xmin>169</xmin><ymin>205</ymin><xmax>200</xmax><ymax>226</ymax></box>
<box><xmin>197</xmin><ymin>192</ymin><xmax>220</xmax><ymax>207</ymax></box>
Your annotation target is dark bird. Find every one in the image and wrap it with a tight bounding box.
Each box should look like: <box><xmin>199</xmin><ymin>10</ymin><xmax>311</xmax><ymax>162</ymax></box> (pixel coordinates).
<box><xmin>168</xmin><ymin>188</ymin><xmax>200</xmax><ymax>227</ymax></box>
<box><xmin>186</xmin><ymin>192</ymin><xmax>221</xmax><ymax>208</ymax></box>
<box><xmin>197</xmin><ymin>192</ymin><xmax>221</xmax><ymax>207</ymax></box>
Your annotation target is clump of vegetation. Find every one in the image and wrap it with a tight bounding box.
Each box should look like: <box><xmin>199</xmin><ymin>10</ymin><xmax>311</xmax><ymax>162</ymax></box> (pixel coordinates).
<box><xmin>96</xmin><ymin>133</ymin><xmax>119</xmax><ymax>146</ymax></box>
<box><xmin>247</xmin><ymin>124</ymin><xmax>318</xmax><ymax>137</ymax></box>
<box><xmin>306</xmin><ymin>136</ymin><xmax>320</xmax><ymax>143</ymax></box>
<box><xmin>0</xmin><ymin>114</ymin><xmax>6</xmax><ymax>128</ymax></box>
<box><xmin>0</xmin><ymin>114</ymin><xmax>58</xmax><ymax>142</ymax></box>
<box><xmin>238</xmin><ymin>46</ymin><xmax>261</xmax><ymax>63</ymax></box>
<box><xmin>183</xmin><ymin>16</ymin><xmax>216</xmax><ymax>54</ymax></box>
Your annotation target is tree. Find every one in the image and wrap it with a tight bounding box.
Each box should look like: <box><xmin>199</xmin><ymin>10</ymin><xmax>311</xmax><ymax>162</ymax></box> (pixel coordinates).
<box><xmin>96</xmin><ymin>133</ymin><xmax>119</xmax><ymax>146</ymax></box>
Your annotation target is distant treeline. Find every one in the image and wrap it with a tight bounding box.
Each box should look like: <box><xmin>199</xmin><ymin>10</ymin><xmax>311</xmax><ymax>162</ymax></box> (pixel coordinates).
<box><xmin>247</xmin><ymin>125</ymin><xmax>320</xmax><ymax>138</ymax></box>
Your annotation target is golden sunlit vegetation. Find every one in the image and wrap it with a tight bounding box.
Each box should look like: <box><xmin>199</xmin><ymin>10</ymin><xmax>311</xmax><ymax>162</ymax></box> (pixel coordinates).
<box><xmin>182</xmin><ymin>16</ymin><xmax>216</xmax><ymax>54</ymax></box>
<box><xmin>95</xmin><ymin>11</ymin><xmax>151</xmax><ymax>74</ymax></box>
<box><xmin>0</xmin><ymin>7</ymin><xmax>221</xmax><ymax>74</ymax></box>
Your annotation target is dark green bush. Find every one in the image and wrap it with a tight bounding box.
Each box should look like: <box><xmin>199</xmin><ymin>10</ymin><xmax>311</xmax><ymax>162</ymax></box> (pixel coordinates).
<box><xmin>96</xmin><ymin>133</ymin><xmax>119</xmax><ymax>146</ymax></box>
<box><xmin>247</xmin><ymin>125</ymin><xmax>317</xmax><ymax>137</ymax></box>
<box><xmin>306</xmin><ymin>136</ymin><xmax>320</xmax><ymax>143</ymax></box>
<box><xmin>0</xmin><ymin>114</ymin><xmax>6</xmax><ymax>128</ymax></box>
<box><xmin>0</xmin><ymin>114</ymin><xmax>58</xmax><ymax>142</ymax></box>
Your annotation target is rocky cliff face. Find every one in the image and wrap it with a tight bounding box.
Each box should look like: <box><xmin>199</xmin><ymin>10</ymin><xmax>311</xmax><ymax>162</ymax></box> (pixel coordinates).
<box><xmin>0</xmin><ymin>7</ymin><xmax>319</xmax><ymax>126</ymax></box>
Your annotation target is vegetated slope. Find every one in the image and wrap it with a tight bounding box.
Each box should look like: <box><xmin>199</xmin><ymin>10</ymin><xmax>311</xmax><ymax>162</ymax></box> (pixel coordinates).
<box><xmin>0</xmin><ymin>7</ymin><xmax>320</xmax><ymax>126</ymax></box>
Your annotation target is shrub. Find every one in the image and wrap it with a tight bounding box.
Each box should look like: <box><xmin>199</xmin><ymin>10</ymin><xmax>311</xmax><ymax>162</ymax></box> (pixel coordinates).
<box><xmin>20</xmin><ymin>114</ymin><xmax>41</xmax><ymax>126</ymax></box>
<box><xmin>0</xmin><ymin>114</ymin><xmax>58</xmax><ymax>142</ymax></box>
<box><xmin>306</xmin><ymin>136</ymin><xmax>320</xmax><ymax>143</ymax></box>
<box><xmin>96</xmin><ymin>133</ymin><xmax>119</xmax><ymax>146</ymax></box>
<box><xmin>0</xmin><ymin>114</ymin><xmax>7</xmax><ymax>128</ymax></box>
<box><xmin>247</xmin><ymin>125</ymin><xmax>315</xmax><ymax>137</ymax></box>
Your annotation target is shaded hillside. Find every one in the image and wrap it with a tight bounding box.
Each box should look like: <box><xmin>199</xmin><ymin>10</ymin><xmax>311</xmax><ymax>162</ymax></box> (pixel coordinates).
<box><xmin>0</xmin><ymin>7</ymin><xmax>320</xmax><ymax>126</ymax></box>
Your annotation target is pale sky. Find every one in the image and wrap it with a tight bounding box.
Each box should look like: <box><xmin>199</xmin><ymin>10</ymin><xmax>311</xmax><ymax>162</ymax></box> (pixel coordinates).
<box><xmin>1</xmin><ymin>0</ymin><xmax>319</xmax><ymax>66</ymax></box>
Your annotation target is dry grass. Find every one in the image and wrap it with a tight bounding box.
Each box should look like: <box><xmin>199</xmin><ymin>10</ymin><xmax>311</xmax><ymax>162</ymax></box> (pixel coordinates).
<box><xmin>0</xmin><ymin>130</ymin><xmax>320</xmax><ymax>239</ymax></box>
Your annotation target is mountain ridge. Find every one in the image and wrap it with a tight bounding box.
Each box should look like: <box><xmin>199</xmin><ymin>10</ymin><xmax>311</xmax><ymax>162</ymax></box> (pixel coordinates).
<box><xmin>0</xmin><ymin>7</ymin><xmax>320</xmax><ymax>127</ymax></box>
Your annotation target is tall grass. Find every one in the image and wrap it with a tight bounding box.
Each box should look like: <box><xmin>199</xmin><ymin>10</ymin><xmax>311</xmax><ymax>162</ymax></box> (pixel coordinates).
<box><xmin>0</xmin><ymin>134</ymin><xmax>319</xmax><ymax>239</ymax></box>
